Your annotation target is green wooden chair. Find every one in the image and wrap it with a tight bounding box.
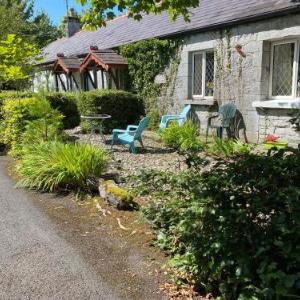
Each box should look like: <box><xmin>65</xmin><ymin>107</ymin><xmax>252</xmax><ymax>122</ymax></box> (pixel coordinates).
<box><xmin>206</xmin><ymin>102</ymin><xmax>237</xmax><ymax>142</ymax></box>
<box><xmin>111</xmin><ymin>116</ymin><xmax>150</xmax><ymax>153</ymax></box>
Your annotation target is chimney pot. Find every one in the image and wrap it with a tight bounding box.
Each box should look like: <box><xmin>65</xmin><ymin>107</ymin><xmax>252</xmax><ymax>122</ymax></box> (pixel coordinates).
<box><xmin>90</xmin><ymin>45</ymin><xmax>99</xmax><ymax>51</ymax></box>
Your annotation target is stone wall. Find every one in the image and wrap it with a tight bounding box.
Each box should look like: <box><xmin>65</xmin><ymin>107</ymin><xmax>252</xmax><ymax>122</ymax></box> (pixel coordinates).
<box><xmin>162</xmin><ymin>12</ymin><xmax>300</xmax><ymax>145</ymax></box>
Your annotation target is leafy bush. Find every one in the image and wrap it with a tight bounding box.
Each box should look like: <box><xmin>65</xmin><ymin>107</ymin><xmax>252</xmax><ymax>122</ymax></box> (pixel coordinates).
<box><xmin>77</xmin><ymin>89</ymin><xmax>144</xmax><ymax>132</ymax></box>
<box><xmin>0</xmin><ymin>97</ymin><xmax>36</xmax><ymax>155</ymax></box>
<box><xmin>0</xmin><ymin>95</ymin><xmax>63</xmax><ymax>156</ymax></box>
<box><xmin>0</xmin><ymin>91</ymin><xmax>79</xmax><ymax>129</ymax></box>
<box><xmin>45</xmin><ymin>92</ymin><xmax>80</xmax><ymax>129</ymax></box>
<box><xmin>0</xmin><ymin>90</ymin><xmax>33</xmax><ymax>119</ymax></box>
<box><xmin>17</xmin><ymin>141</ymin><xmax>109</xmax><ymax>193</ymax></box>
<box><xmin>159</xmin><ymin>121</ymin><xmax>206</xmax><ymax>168</ymax></box>
<box><xmin>141</xmin><ymin>149</ymin><xmax>300</xmax><ymax>299</ymax></box>
<box><xmin>209</xmin><ymin>138</ymin><xmax>252</xmax><ymax>158</ymax></box>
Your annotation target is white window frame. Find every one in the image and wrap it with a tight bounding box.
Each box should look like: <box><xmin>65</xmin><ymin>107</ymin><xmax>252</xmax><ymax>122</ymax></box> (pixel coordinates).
<box><xmin>192</xmin><ymin>50</ymin><xmax>214</xmax><ymax>99</ymax></box>
<box><xmin>269</xmin><ymin>39</ymin><xmax>300</xmax><ymax>100</ymax></box>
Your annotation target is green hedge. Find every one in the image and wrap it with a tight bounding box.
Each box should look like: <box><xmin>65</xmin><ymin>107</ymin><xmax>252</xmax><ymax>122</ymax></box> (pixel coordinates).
<box><xmin>0</xmin><ymin>90</ymin><xmax>145</xmax><ymax>131</ymax></box>
<box><xmin>77</xmin><ymin>89</ymin><xmax>145</xmax><ymax>132</ymax></box>
<box><xmin>45</xmin><ymin>93</ymin><xmax>80</xmax><ymax>129</ymax></box>
<box><xmin>0</xmin><ymin>91</ymin><xmax>79</xmax><ymax>129</ymax></box>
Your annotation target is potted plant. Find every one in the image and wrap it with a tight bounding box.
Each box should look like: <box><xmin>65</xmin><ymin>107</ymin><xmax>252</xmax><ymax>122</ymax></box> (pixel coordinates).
<box><xmin>263</xmin><ymin>134</ymin><xmax>288</xmax><ymax>150</ymax></box>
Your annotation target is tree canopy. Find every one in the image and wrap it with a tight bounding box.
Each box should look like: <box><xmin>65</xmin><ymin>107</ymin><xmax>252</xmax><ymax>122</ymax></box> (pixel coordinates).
<box><xmin>0</xmin><ymin>0</ymin><xmax>62</xmax><ymax>47</ymax></box>
<box><xmin>0</xmin><ymin>34</ymin><xmax>40</xmax><ymax>90</ymax></box>
<box><xmin>77</xmin><ymin>0</ymin><xmax>200</xmax><ymax>28</ymax></box>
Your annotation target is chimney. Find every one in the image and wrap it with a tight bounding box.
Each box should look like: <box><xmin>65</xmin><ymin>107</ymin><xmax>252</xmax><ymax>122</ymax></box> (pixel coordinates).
<box><xmin>64</xmin><ymin>8</ymin><xmax>81</xmax><ymax>38</ymax></box>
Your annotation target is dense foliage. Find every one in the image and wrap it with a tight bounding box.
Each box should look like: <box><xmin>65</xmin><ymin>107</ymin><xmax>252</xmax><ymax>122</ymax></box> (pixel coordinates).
<box><xmin>0</xmin><ymin>0</ymin><xmax>61</xmax><ymax>89</ymax></box>
<box><xmin>17</xmin><ymin>141</ymin><xmax>109</xmax><ymax>193</ymax></box>
<box><xmin>45</xmin><ymin>92</ymin><xmax>80</xmax><ymax>129</ymax></box>
<box><xmin>120</xmin><ymin>39</ymin><xmax>178</xmax><ymax>115</ymax></box>
<box><xmin>0</xmin><ymin>95</ymin><xmax>63</xmax><ymax>156</ymax></box>
<box><xmin>0</xmin><ymin>91</ymin><xmax>80</xmax><ymax>130</ymax></box>
<box><xmin>134</xmin><ymin>149</ymin><xmax>300</xmax><ymax>299</ymax></box>
<box><xmin>0</xmin><ymin>0</ymin><xmax>61</xmax><ymax>47</ymax></box>
<box><xmin>77</xmin><ymin>0</ymin><xmax>199</xmax><ymax>28</ymax></box>
<box><xmin>0</xmin><ymin>34</ymin><xmax>39</xmax><ymax>90</ymax></box>
<box><xmin>77</xmin><ymin>89</ymin><xmax>144</xmax><ymax>132</ymax></box>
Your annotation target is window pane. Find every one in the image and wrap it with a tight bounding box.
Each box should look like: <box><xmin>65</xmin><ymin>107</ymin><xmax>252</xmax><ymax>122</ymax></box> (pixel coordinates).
<box><xmin>205</xmin><ymin>52</ymin><xmax>214</xmax><ymax>96</ymax></box>
<box><xmin>272</xmin><ymin>43</ymin><xmax>294</xmax><ymax>96</ymax></box>
<box><xmin>193</xmin><ymin>53</ymin><xmax>203</xmax><ymax>95</ymax></box>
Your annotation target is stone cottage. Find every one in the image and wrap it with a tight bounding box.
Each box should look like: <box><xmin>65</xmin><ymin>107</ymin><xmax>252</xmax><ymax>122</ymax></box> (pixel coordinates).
<box><xmin>35</xmin><ymin>0</ymin><xmax>300</xmax><ymax>145</ymax></box>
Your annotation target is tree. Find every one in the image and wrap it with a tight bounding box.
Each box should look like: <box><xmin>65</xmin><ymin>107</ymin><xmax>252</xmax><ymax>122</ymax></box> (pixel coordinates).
<box><xmin>28</xmin><ymin>11</ymin><xmax>63</xmax><ymax>48</ymax></box>
<box><xmin>0</xmin><ymin>0</ymin><xmax>62</xmax><ymax>48</ymax></box>
<box><xmin>0</xmin><ymin>0</ymin><xmax>29</xmax><ymax>40</ymax></box>
<box><xmin>0</xmin><ymin>34</ymin><xmax>40</xmax><ymax>90</ymax></box>
<box><xmin>77</xmin><ymin>0</ymin><xmax>200</xmax><ymax>28</ymax></box>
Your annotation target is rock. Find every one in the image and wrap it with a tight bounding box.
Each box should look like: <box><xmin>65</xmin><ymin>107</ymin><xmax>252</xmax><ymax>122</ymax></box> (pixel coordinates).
<box><xmin>99</xmin><ymin>179</ymin><xmax>137</xmax><ymax>210</ymax></box>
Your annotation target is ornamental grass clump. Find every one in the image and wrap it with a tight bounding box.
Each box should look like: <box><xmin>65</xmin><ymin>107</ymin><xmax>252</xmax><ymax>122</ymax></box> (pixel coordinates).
<box><xmin>17</xmin><ymin>141</ymin><xmax>109</xmax><ymax>193</ymax></box>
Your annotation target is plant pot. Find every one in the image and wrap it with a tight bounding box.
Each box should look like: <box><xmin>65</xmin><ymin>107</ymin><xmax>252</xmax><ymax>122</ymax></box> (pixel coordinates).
<box><xmin>263</xmin><ymin>140</ymin><xmax>289</xmax><ymax>150</ymax></box>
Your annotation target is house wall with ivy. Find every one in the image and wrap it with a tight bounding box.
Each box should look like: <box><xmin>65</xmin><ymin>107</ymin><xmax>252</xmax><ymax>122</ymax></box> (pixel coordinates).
<box><xmin>165</xmin><ymin>13</ymin><xmax>300</xmax><ymax>145</ymax></box>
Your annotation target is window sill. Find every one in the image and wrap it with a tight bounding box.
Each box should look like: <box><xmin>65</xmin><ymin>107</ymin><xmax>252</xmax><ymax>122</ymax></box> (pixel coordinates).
<box><xmin>252</xmin><ymin>99</ymin><xmax>300</xmax><ymax>109</ymax></box>
<box><xmin>186</xmin><ymin>98</ymin><xmax>216</xmax><ymax>106</ymax></box>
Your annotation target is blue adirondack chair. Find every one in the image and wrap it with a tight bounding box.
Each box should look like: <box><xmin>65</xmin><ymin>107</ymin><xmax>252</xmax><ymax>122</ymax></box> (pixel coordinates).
<box><xmin>206</xmin><ymin>102</ymin><xmax>237</xmax><ymax>142</ymax></box>
<box><xmin>111</xmin><ymin>116</ymin><xmax>150</xmax><ymax>153</ymax></box>
<box><xmin>159</xmin><ymin>105</ymin><xmax>191</xmax><ymax>129</ymax></box>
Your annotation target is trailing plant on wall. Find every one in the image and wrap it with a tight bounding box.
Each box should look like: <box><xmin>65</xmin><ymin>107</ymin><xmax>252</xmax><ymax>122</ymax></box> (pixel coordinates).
<box><xmin>214</xmin><ymin>29</ymin><xmax>245</xmax><ymax>104</ymax></box>
<box><xmin>120</xmin><ymin>38</ymin><xmax>181</xmax><ymax>117</ymax></box>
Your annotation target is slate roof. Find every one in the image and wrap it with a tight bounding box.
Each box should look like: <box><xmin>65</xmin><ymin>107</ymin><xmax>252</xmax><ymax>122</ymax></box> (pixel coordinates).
<box><xmin>41</xmin><ymin>0</ymin><xmax>300</xmax><ymax>64</ymax></box>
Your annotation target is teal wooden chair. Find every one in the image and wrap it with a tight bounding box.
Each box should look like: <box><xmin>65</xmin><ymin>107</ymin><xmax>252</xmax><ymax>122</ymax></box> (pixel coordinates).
<box><xmin>111</xmin><ymin>116</ymin><xmax>150</xmax><ymax>153</ymax></box>
<box><xmin>159</xmin><ymin>105</ymin><xmax>191</xmax><ymax>129</ymax></box>
<box><xmin>206</xmin><ymin>102</ymin><xmax>237</xmax><ymax>142</ymax></box>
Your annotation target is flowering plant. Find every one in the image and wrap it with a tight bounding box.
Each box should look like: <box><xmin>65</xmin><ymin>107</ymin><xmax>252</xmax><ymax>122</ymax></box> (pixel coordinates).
<box><xmin>264</xmin><ymin>134</ymin><xmax>280</xmax><ymax>143</ymax></box>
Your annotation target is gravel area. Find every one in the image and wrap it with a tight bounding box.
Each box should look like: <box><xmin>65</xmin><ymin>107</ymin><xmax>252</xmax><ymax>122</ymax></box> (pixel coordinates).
<box><xmin>65</xmin><ymin>128</ymin><xmax>187</xmax><ymax>176</ymax></box>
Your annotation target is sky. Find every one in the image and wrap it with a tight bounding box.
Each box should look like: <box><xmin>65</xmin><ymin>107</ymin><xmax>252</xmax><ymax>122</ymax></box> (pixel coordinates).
<box><xmin>34</xmin><ymin>0</ymin><xmax>88</xmax><ymax>25</ymax></box>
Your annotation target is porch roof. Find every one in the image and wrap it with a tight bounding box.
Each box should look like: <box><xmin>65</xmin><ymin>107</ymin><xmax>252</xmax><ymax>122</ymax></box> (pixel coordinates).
<box><xmin>79</xmin><ymin>49</ymin><xmax>128</xmax><ymax>72</ymax></box>
<box><xmin>52</xmin><ymin>56</ymin><xmax>82</xmax><ymax>74</ymax></box>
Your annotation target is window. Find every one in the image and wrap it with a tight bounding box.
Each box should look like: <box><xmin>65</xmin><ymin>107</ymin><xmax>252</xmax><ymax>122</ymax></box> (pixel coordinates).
<box><xmin>192</xmin><ymin>50</ymin><xmax>214</xmax><ymax>98</ymax></box>
<box><xmin>270</xmin><ymin>40</ymin><xmax>300</xmax><ymax>99</ymax></box>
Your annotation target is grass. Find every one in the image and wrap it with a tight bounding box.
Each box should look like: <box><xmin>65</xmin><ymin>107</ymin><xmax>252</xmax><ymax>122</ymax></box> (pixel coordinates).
<box><xmin>17</xmin><ymin>141</ymin><xmax>109</xmax><ymax>193</ymax></box>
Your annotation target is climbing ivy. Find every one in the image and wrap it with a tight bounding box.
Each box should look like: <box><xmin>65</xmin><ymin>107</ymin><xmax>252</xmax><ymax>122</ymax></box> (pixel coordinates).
<box><xmin>120</xmin><ymin>38</ymin><xmax>180</xmax><ymax>113</ymax></box>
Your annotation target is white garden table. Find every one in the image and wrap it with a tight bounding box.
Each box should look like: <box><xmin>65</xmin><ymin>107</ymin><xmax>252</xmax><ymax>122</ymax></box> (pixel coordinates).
<box><xmin>81</xmin><ymin>114</ymin><xmax>111</xmax><ymax>143</ymax></box>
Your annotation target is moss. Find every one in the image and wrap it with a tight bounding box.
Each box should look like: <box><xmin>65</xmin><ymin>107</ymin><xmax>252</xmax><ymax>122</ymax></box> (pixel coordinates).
<box><xmin>104</xmin><ymin>180</ymin><xmax>133</xmax><ymax>202</ymax></box>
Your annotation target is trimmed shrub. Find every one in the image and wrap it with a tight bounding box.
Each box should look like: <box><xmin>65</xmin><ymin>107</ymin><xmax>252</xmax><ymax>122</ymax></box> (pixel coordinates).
<box><xmin>45</xmin><ymin>92</ymin><xmax>80</xmax><ymax>129</ymax></box>
<box><xmin>17</xmin><ymin>141</ymin><xmax>109</xmax><ymax>193</ymax></box>
<box><xmin>77</xmin><ymin>89</ymin><xmax>145</xmax><ymax>132</ymax></box>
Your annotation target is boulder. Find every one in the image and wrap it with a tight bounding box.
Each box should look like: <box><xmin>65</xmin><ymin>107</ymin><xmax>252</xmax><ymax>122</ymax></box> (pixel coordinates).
<box><xmin>99</xmin><ymin>179</ymin><xmax>136</xmax><ymax>210</ymax></box>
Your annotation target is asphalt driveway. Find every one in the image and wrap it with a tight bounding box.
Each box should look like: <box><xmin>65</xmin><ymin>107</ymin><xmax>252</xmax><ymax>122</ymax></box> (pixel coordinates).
<box><xmin>0</xmin><ymin>156</ymin><xmax>164</xmax><ymax>300</ymax></box>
